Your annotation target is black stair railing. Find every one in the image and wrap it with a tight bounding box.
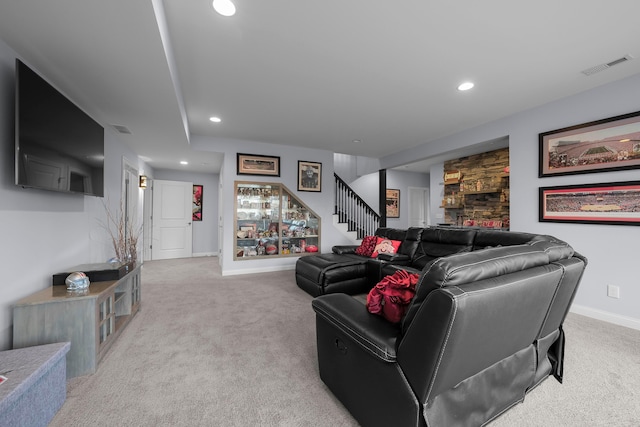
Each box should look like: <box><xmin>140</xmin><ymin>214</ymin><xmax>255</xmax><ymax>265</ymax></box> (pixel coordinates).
<box><xmin>334</xmin><ymin>173</ymin><xmax>380</xmax><ymax>239</ymax></box>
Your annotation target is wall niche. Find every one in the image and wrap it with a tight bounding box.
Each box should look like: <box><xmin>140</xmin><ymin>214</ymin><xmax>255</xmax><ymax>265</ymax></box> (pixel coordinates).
<box><xmin>442</xmin><ymin>148</ymin><xmax>510</xmax><ymax>228</ymax></box>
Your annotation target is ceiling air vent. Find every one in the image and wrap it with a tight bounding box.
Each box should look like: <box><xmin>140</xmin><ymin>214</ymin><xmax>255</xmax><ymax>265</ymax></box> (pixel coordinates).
<box><xmin>112</xmin><ymin>124</ymin><xmax>132</xmax><ymax>134</ymax></box>
<box><xmin>581</xmin><ymin>55</ymin><xmax>634</xmax><ymax>76</ymax></box>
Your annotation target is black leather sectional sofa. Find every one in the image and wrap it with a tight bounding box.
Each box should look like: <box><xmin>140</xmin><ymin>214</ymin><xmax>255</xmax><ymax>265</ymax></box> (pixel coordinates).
<box><xmin>296</xmin><ymin>226</ymin><xmax>556</xmax><ymax>297</ymax></box>
<box><xmin>295</xmin><ymin>226</ymin><xmax>587</xmax><ymax>426</ymax></box>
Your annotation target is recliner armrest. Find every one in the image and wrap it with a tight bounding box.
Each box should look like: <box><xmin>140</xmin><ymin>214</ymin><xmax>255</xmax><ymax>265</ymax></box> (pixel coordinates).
<box><xmin>312</xmin><ymin>294</ymin><xmax>399</xmax><ymax>362</ymax></box>
<box><xmin>332</xmin><ymin>245</ymin><xmax>359</xmax><ymax>255</ymax></box>
<box><xmin>377</xmin><ymin>253</ymin><xmax>411</xmax><ymax>264</ymax></box>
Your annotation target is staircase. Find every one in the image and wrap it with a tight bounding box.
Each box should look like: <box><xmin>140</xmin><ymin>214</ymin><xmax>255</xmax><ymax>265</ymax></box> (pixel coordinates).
<box><xmin>334</xmin><ymin>173</ymin><xmax>380</xmax><ymax>243</ymax></box>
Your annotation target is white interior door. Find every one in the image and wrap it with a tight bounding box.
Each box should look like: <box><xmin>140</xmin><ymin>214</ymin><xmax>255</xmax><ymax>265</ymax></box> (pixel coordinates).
<box><xmin>151</xmin><ymin>180</ymin><xmax>193</xmax><ymax>260</ymax></box>
<box><xmin>408</xmin><ymin>187</ymin><xmax>429</xmax><ymax>227</ymax></box>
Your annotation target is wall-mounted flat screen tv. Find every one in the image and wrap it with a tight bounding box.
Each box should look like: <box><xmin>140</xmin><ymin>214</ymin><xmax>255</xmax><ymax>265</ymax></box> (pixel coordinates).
<box><xmin>15</xmin><ymin>59</ymin><xmax>104</xmax><ymax>197</ymax></box>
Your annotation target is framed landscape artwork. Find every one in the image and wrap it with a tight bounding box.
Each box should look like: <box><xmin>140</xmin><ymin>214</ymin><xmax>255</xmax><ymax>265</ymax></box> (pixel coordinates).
<box><xmin>297</xmin><ymin>161</ymin><xmax>322</xmax><ymax>192</ymax></box>
<box><xmin>237</xmin><ymin>153</ymin><xmax>281</xmax><ymax>177</ymax></box>
<box><xmin>539</xmin><ymin>181</ymin><xmax>640</xmax><ymax>226</ymax></box>
<box><xmin>539</xmin><ymin>110</ymin><xmax>640</xmax><ymax>177</ymax></box>
<box><xmin>386</xmin><ymin>189</ymin><xmax>400</xmax><ymax>218</ymax></box>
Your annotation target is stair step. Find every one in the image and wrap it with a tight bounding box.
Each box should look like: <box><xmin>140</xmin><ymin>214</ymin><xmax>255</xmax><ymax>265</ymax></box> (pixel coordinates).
<box><xmin>333</xmin><ymin>215</ymin><xmax>360</xmax><ymax>243</ymax></box>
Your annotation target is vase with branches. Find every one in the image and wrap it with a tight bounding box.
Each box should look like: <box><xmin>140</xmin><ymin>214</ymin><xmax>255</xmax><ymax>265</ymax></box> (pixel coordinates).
<box><xmin>102</xmin><ymin>199</ymin><xmax>141</xmax><ymax>265</ymax></box>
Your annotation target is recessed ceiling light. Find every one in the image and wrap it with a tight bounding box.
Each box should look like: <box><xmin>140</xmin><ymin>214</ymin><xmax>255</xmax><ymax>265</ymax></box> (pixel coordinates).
<box><xmin>209</xmin><ymin>116</ymin><xmax>222</xmax><ymax>123</ymax></box>
<box><xmin>352</xmin><ymin>139</ymin><xmax>362</xmax><ymax>143</ymax></box>
<box><xmin>180</xmin><ymin>161</ymin><xmax>189</xmax><ymax>165</ymax></box>
<box><xmin>457</xmin><ymin>82</ymin><xmax>475</xmax><ymax>91</ymax></box>
<box><xmin>212</xmin><ymin>0</ymin><xmax>236</xmax><ymax>17</ymax></box>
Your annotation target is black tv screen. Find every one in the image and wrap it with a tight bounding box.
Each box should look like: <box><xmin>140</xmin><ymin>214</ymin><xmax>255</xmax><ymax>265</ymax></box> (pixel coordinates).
<box><xmin>15</xmin><ymin>59</ymin><xmax>104</xmax><ymax>197</ymax></box>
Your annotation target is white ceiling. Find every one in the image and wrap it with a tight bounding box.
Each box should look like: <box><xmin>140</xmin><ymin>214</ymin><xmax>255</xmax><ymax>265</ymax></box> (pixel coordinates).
<box><xmin>1</xmin><ymin>1</ymin><xmax>639</xmax><ymax>174</ymax></box>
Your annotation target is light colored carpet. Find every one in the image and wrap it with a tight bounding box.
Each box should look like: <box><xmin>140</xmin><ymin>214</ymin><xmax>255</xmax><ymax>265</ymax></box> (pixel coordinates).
<box><xmin>50</xmin><ymin>257</ymin><xmax>640</xmax><ymax>426</ymax></box>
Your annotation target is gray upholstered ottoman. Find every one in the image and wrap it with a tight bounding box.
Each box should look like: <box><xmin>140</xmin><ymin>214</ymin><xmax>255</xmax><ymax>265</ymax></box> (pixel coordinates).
<box><xmin>0</xmin><ymin>342</ymin><xmax>70</xmax><ymax>427</ymax></box>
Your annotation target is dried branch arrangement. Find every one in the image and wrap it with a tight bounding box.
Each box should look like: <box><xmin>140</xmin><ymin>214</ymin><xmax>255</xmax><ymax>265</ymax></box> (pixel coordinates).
<box><xmin>102</xmin><ymin>199</ymin><xmax>141</xmax><ymax>265</ymax></box>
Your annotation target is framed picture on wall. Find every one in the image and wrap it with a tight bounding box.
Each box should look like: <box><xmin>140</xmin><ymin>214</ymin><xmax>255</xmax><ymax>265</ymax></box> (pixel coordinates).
<box><xmin>237</xmin><ymin>153</ymin><xmax>281</xmax><ymax>177</ymax></box>
<box><xmin>297</xmin><ymin>160</ymin><xmax>322</xmax><ymax>192</ymax></box>
<box><xmin>539</xmin><ymin>110</ymin><xmax>640</xmax><ymax>177</ymax></box>
<box><xmin>193</xmin><ymin>184</ymin><xmax>203</xmax><ymax>221</ymax></box>
<box><xmin>539</xmin><ymin>180</ymin><xmax>640</xmax><ymax>226</ymax></box>
<box><xmin>386</xmin><ymin>189</ymin><xmax>400</xmax><ymax>218</ymax></box>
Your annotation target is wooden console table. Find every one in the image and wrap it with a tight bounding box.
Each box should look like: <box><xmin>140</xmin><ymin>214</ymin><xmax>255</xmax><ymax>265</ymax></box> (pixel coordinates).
<box><xmin>12</xmin><ymin>265</ymin><xmax>141</xmax><ymax>378</ymax></box>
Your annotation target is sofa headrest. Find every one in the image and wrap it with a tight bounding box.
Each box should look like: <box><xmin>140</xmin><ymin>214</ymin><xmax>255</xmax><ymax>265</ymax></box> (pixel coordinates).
<box><xmin>397</xmin><ymin>227</ymin><xmax>423</xmax><ymax>256</ymax></box>
<box><xmin>411</xmin><ymin>228</ymin><xmax>476</xmax><ymax>269</ymax></box>
<box><xmin>374</xmin><ymin>227</ymin><xmax>408</xmax><ymax>242</ymax></box>
<box><xmin>472</xmin><ymin>229</ymin><xmax>544</xmax><ymax>250</ymax></box>
<box><xmin>423</xmin><ymin>244</ymin><xmax>551</xmax><ymax>288</ymax></box>
<box><xmin>528</xmin><ymin>239</ymin><xmax>574</xmax><ymax>262</ymax></box>
<box><xmin>402</xmin><ymin>245</ymin><xmax>552</xmax><ymax>331</ymax></box>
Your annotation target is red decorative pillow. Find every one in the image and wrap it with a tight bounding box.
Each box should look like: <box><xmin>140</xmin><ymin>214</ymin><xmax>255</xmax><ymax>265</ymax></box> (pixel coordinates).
<box><xmin>371</xmin><ymin>237</ymin><xmax>402</xmax><ymax>258</ymax></box>
<box><xmin>354</xmin><ymin>235</ymin><xmax>377</xmax><ymax>257</ymax></box>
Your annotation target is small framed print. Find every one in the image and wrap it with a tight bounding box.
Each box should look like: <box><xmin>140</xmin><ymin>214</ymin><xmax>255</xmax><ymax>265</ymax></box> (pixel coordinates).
<box><xmin>298</xmin><ymin>161</ymin><xmax>322</xmax><ymax>192</ymax></box>
<box><xmin>192</xmin><ymin>184</ymin><xmax>203</xmax><ymax>221</ymax></box>
<box><xmin>237</xmin><ymin>153</ymin><xmax>281</xmax><ymax>177</ymax></box>
<box><xmin>386</xmin><ymin>189</ymin><xmax>400</xmax><ymax>218</ymax></box>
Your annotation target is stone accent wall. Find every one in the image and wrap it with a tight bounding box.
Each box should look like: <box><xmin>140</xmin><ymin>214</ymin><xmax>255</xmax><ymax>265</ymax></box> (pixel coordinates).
<box><xmin>442</xmin><ymin>148</ymin><xmax>510</xmax><ymax>227</ymax></box>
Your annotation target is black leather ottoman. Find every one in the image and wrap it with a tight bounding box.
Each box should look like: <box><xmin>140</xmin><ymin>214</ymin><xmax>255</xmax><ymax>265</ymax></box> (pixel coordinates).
<box><xmin>295</xmin><ymin>253</ymin><xmax>370</xmax><ymax>297</ymax></box>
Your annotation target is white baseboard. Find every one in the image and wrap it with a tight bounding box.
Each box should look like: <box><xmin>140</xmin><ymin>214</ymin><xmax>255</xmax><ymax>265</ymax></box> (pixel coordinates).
<box><xmin>570</xmin><ymin>304</ymin><xmax>640</xmax><ymax>331</ymax></box>
<box><xmin>221</xmin><ymin>264</ymin><xmax>296</xmax><ymax>276</ymax></box>
<box><xmin>192</xmin><ymin>252</ymin><xmax>218</xmax><ymax>257</ymax></box>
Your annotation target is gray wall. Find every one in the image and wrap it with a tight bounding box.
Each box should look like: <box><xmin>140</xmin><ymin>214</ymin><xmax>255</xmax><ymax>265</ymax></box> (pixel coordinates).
<box><xmin>382</xmin><ymin>73</ymin><xmax>640</xmax><ymax>329</ymax></box>
<box><xmin>385</xmin><ymin>169</ymin><xmax>430</xmax><ymax>229</ymax></box>
<box><xmin>0</xmin><ymin>39</ymin><xmax>148</xmax><ymax>350</ymax></box>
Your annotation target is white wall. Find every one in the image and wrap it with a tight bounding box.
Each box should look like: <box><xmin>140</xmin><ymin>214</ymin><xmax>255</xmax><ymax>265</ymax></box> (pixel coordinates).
<box><xmin>349</xmin><ymin>172</ymin><xmax>379</xmax><ymax>214</ymax></box>
<box><xmin>382</xmin><ymin>72</ymin><xmax>640</xmax><ymax>329</ymax></box>
<box><xmin>333</xmin><ymin>153</ymin><xmax>358</xmax><ymax>184</ymax></box>
<box><xmin>0</xmin><ymin>39</ymin><xmax>149</xmax><ymax>350</ymax></box>
<box><xmin>152</xmin><ymin>169</ymin><xmax>219</xmax><ymax>256</ymax></box>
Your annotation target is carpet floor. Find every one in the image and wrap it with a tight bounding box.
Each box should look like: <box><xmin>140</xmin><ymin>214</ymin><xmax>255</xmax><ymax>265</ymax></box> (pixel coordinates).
<box><xmin>49</xmin><ymin>256</ymin><xmax>640</xmax><ymax>426</ymax></box>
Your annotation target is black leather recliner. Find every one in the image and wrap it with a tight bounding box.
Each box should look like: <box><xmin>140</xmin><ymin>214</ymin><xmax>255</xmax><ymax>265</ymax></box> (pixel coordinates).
<box><xmin>312</xmin><ymin>240</ymin><xmax>587</xmax><ymax>427</ymax></box>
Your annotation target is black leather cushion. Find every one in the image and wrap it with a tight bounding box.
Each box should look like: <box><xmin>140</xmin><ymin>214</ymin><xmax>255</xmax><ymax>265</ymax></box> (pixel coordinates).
<box><xmin>473</xmin><ymin>229</ymin><xmax>543</xmax><ymax>250</ymax></box>
<box><xmin>402</xmin><ymin>244</ymin><xmax>551</xmax><ymax>333</ymax></box>
<box><xmin>332</xmin><ymin>245</ymin><xmax>358</xmax><ymax>255</ymax></box>
<box><xmin>296</xmin><ymin>253</ymin><xmax>370</xmax><ymax>296</ymax></box>
<box><xmin>374</xmin><ymin>227</ymin><xmax>408</xmax><ymax>242</ymax></box>
<box><xmin>411</xmin><ymin>228</ymin><xmax>476</xmax><ymax>269</ymax></box>
<box><xmin>397</xmin><ymin>227</ymin><xmax>423</xmax><ymax>258</ymax></box>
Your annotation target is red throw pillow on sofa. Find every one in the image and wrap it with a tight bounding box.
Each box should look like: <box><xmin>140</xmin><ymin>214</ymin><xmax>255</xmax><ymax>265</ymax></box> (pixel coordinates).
<box><xmin>355</xmin><ymin>235</ymin><xmax>377</xmax><ymax>257</ymax></box>
<box><xmin>371</xmin><ymin>237</ymin><xmax>402</xmax><ymax>258</ymax></box>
